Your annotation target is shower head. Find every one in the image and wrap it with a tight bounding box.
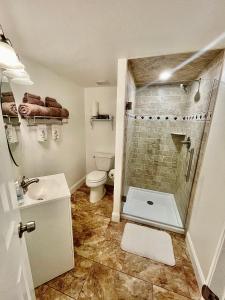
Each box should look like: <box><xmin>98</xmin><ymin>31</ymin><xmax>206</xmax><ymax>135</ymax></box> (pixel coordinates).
<box><xmin>194</xmin><ymin>78</ymin><xmax>201</xmax><ymax>102</ymax></box>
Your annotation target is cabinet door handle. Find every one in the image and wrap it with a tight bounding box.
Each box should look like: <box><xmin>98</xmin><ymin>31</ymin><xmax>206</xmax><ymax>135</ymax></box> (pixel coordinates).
<box><xmin>18</xmin><ymin>221</ymin><xmax>36</xmax><ymax>238</ymax></box>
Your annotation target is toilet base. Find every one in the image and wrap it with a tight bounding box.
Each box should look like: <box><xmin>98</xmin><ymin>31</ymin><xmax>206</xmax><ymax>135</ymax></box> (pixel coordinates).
<box><xmin>90</xmin><ymin>185</ymin><xmax>106</xmax><ymax>203</ymax></box>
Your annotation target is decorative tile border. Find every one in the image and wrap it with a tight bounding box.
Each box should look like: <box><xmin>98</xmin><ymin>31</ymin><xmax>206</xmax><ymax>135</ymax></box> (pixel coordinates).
<box><xmin>126</xmin><ymin>112</ymin><xmax>212</xmax><ymax>121</ymax></box>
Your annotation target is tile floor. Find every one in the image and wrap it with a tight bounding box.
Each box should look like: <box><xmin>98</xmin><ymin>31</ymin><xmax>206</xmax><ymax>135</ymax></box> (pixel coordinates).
<box><xmin>35</xmin><ymin>185</ymin><xmax>200</xmax><ymax>300</ymax></box>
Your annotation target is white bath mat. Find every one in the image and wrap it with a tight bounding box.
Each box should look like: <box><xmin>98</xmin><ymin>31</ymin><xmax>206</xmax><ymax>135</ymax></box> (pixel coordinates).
<box><xmin>121</xmin><ymin>223</ymin><xmax>175</xmax><ymax>266</ymax></box>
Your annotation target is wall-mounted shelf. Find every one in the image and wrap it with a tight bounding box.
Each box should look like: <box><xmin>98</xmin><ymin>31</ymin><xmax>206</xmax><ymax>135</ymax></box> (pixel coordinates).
<box><xmin>3</xmin><ymin>115</ymin><xmax>20</xmax><ymax>127</ymax></box>
<box><xmin>23</xmin><ymin>116</ymin><xmax>69</xmax><ymax>127</ymax></box>
<box><xmin>171</xmin><ymin>132</ymin><xmax>186</xmax><ymax>137</ymax></box>
<box><xmin>90</xmin><ymin>116</ymin><xmax>113</xmax><ymax>130</ymax></box>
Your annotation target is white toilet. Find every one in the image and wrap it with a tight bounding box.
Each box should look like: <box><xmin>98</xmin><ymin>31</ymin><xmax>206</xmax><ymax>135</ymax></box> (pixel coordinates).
<box><xmin>86</xmin><ymin>152</ymin><xmax>114</xmax><ymax>203</ymax></box>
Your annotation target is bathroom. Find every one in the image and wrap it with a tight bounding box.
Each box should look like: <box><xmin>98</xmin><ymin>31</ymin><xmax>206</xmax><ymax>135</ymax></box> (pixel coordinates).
<box><xmin>1</xmin><ymin>2</ymin><xmax>225</xmax><ymax>300</ymax></box>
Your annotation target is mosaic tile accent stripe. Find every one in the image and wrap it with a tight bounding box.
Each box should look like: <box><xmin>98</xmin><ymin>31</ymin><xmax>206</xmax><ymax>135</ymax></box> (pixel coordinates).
<box><xmin>126</xmin><ymin>112</ymin><xmax>212</xmax><ymax>121</ymax></box>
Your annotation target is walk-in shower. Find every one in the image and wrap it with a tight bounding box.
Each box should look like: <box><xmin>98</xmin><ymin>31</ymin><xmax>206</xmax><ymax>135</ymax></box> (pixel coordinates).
<box><xmin>121</xmin><ymin>50</ymin><xmax>224</xmax><ymax>232</ymax></box>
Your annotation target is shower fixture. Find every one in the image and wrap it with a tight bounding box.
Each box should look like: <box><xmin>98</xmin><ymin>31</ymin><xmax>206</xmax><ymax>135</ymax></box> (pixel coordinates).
<box><xmin>194</xmin><ymin>78</ymin><xmax>201</xmax><ymax>102</ymax></box>
<box><xmin>180</xmin><ymin>83</ymin><xmax>189</xmax><ymax>93</ymax></box>
<box><xmin>180</xmin><ymin>136</ymin><xmax>191</xmax><ymax>149</ymax></box>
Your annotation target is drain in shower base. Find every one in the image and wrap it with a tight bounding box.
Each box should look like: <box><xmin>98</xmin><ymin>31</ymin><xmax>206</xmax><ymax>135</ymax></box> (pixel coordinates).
<box><xmin>147</xmin><ymin>200</ymin><xmax>154</xmax><ymax>205</ymax></box>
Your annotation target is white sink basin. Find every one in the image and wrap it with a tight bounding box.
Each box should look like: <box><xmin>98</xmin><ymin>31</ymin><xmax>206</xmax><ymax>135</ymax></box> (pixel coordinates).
<box><xmin>21</xmin><ymin>173</ymin><xmax>70</xmax><ymax>208</ymax></box>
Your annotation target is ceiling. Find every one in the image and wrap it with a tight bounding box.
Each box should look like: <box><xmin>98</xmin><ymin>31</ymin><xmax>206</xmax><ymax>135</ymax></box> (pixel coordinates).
<box><xmin>0</xmin><ymin>0</ymin><xmax>225</xmax><ymax>87</ymax></box>
<box><xmin>129</xmin><ymin>49</ymin><xmax>223</xmax><ymax>86</ymax></box>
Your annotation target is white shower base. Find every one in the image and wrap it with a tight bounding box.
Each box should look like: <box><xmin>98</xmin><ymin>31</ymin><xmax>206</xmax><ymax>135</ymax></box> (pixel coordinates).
<box><xmin>123</xmin><ymin>187</ymin><xmax>183</xmax><ymax>229</ymax></box>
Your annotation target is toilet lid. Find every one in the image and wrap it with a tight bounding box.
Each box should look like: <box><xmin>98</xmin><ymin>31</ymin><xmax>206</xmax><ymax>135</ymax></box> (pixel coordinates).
<box><xmin>87</xmin><ymin>170</ymin><xmax>107</xmax><ymax>182</ymax></box>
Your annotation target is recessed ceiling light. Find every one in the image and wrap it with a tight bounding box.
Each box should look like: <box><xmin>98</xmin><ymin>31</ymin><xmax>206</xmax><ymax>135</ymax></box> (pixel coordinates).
<box><xmin>159</xmin><ymin>70</ymin><xmax>172</xmax><ymax>81</ymax></box>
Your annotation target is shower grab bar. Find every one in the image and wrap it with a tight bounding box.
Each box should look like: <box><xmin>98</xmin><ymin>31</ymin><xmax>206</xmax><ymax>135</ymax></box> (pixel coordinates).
<box><xmin>186</xmin><ymin>148</ymin><xmax>194</xmax><ymax>182</ymax></box>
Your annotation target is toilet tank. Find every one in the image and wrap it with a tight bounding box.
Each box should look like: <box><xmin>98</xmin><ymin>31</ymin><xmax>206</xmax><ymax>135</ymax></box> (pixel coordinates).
<box><xmin>94</xmin><ymin>152</ymin><xmax>114</xmax><ymax>171</ymax></box>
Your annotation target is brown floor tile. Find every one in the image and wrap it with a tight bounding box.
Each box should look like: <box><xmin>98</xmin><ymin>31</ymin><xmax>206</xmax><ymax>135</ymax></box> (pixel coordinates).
<box><xmin>35</xmin><ymin>285</ymin><xmax>73</xmax><ymax>300</ymax></box>
<box><xmin>171</xmin><ymin>233</ymin><xmax>191</xmax><ymax>267</ymax></box>
<box><xmin>78</xmin><ymin>263</ymin><xmax>152</xmax><ymax>300</ymax></box>
<box><xmin>122</xmin><ymin>252</ymin><xmax>191</xmax><ymax>298</ymax></box>
<box><xmin>122</xmin><ymin>252</ymin><xmax>166</xmax><ymax>286</ymax></box>
<box><xmin>72</xmin><ymin>184</ymin><xmax>113</xmax><ymax>218</ymax></box>
<box><xmin>47</xmin><ymin>255</ymin><xmax>94</xmax><ymax>299</ymax></box>
<box><xmin>76</xmin><ymin>238</ymin><xmax>125</xmax><ymax>271</ymax></box>
<box><xmin>105</xmin><ymin>219</ymin><xmax>127</xmax><ymax>241</ymax></box>
<box><xmin>93</xmin><ymin>194</ymin><xmax>113</xmax><ymax>218</ymax></box>
<box><xmin>161</xmin><ymin>262</ymin><xmax>190</xmax><ymax>298</ymax></box>
<box><xmin>153</xmin><ymin>285</ymin><xmax>190</xmax><ymax>300</ymax></box>
<box><xmin>183</xmin><ymin>266</ymin><xmax>201</xmax><ymax>300</ymax></box>
<box><xmin>72</xmin><ymin>211</ymin><xmax>110</xmax><ymax>247</ymax></box>
<box><xmin>35</xmin><ymin>285</ymin><xmax>49</xmax><ymax>298</ymax></box>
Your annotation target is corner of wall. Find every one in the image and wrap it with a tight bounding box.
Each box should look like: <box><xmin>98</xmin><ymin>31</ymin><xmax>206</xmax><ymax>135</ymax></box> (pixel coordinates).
<box><xmin>70</xmin><ymin>176</ymin><xmax>86</xmax><ymax>194</ymax></box>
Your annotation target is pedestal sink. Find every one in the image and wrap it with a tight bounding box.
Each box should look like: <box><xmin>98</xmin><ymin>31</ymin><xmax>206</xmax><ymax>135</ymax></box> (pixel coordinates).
<box><xmin>19</xmin><ymin>173</ymin><xmax>74</xmax><ymax>287</ymax></box>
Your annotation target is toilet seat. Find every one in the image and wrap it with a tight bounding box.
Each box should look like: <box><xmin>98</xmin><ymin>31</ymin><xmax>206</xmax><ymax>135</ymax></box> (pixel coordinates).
<box><xmin>86</xmin><ymin>170</ymin><xmax>107</xmax><ymax>183</ymax></box>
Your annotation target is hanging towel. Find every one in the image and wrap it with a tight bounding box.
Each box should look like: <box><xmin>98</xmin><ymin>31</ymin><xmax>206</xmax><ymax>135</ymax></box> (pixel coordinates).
<box><xmin>6</xmin><ymin>125</ymin><xmax>18</xmax><ymax>143</ymax></box>
<box><xmin>37</xmin><ymin>125</ymin><xmax>47</xmax><ymax>142</ymax></box>
<box><xmin>52</xmin><ymin>125</ymin><xmax>61</xmax><ymax>141</ymax></box>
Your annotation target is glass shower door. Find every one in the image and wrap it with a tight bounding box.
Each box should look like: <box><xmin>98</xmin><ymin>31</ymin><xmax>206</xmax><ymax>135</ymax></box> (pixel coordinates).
<box><xmin>122</xmin><ymin>79</ymin><xmax>218</xmax><ymax>230</ymax></box>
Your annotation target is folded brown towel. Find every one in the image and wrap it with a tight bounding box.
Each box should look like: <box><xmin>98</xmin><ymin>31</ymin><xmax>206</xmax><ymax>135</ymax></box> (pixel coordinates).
<box><xmin>1</xmin><ymin>95</ymin><xmax>15</xmax><ymax>103</ymax></box>
<box><xmin>24</xmin><ymin>93</ymin><xmax>41</xmax><ymax>100</ymax></box>
<box><xmin>19</xmin><ymin>103</ymin><xmax>47</xmax><ymax>117</ymax></box>
<box><xmin>2</xmin><ymin>92</ymin><xmax>13</xmax><ymax>97</ymax></box>
<box><xmin>18</xmin><ymin>103</ymin><xmax>69</xmax><ymax>119</ymax></box>
<box><xmin>2</xmin><ymin>102</ymin><xmax>18</xmax><ymax>116</ymax></box>
<box><xmin>45</xmin><ymin>97</ymin><xmax>62</xmax><ymax>108</ymax></box>
<box><xmin>23</xmin><ymin>93</ymin><xmax>44</xmax><ymax>106</ymax></box>
<box><xmin>61</xmin><ymin>108</ymin><xmax>69</xmax><ymax>118</ymax></box>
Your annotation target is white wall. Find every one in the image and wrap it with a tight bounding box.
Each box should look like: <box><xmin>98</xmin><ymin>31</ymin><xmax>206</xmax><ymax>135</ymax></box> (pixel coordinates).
<box><xmin>187</xmin><ymin>57</ymin><xmax>225</xmax><ymax>284</ymax></box>
<box><xmin>11</xmin><ymin>58</ymin><xmax>86</xmax><ymax>190</ymax></box>
<box><xmin>84</xmin><ymin>87</ymin><xmax>117</xmax><ymax>174</ymax></box>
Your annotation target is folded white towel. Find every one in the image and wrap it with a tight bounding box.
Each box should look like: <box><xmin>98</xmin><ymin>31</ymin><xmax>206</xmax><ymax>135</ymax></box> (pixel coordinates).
<box><xmin>6</xmin><ymin>125</ymin><xmax>18</xmax><ymax>143</ymax></box>
<box><xmin>52</xmin><ymin>124</ymin><xmax>61</xmax><ymax>141</ymax></box>
<box><xmin>37</xmin><ymin>124</ymin><xmax>47</xmax><ymax>142</ymax></box>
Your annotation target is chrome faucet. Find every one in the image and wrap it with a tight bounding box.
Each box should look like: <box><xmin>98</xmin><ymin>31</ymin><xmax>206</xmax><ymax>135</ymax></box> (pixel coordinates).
<box><xmin>20</xmin><ymin>176</ymin><xmax>39</xmax><ymax>193</ymax></box>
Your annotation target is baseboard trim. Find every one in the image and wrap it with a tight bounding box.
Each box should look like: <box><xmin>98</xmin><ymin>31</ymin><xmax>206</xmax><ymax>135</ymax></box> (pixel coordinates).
<box><xmin>70</xmin><ymin>176</ymin><xmax>86</xmax><ymax>194</ymax></box>
<box><xmin>186</xmin><ymin>232</ymin><xmax>205</xmax><ymax>289</ymax></box>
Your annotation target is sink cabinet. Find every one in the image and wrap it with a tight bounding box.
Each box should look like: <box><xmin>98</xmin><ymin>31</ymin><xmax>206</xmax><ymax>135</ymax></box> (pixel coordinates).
<box><xmin>19</xmin><ymin>174</ymin><xmax>74</xmax><ymax>287</ymax></box>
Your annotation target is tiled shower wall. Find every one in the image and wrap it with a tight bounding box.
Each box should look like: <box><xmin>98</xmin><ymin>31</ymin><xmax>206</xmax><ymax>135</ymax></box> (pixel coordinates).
<box><xmin>125</xmin><ymin>85</ymin><xmax>189</xmax><ymax>194</ymax></box>
<box><xmin>124</xmin><ymin>52</ymin><xmax>224</xmax><ymax>224</ymax></box>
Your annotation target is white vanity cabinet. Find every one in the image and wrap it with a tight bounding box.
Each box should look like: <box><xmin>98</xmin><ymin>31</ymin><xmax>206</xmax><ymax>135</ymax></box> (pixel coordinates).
<box><xmin>19</xmin><ymin>173</ymin><xmax>74</xmax><ymax>287</ymax></box>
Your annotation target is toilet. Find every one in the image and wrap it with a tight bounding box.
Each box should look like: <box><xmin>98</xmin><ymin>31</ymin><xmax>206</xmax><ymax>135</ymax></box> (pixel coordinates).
<box><xmin>86</xmin><ymin>152</ymin><xmax>114</xmax><ymax>203</ymax></box>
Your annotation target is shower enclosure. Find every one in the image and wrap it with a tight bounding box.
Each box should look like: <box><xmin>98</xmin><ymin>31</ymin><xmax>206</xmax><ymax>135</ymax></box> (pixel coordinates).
<box><xmin>121</xmin><ymin>52</ymin><xmax>223</xmax><ymax>232</ymax></box>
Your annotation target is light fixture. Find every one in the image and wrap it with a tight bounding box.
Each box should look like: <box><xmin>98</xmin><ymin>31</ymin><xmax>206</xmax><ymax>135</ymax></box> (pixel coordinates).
<box><xmin>11</xmin><ymin>77</ymin><xmax>34</xmax><ymax>86</ymax></box>
<box><xmin>0</xmin><ymin>25</ymin><xmax>24</xmax><ymax>69</ymax></box>
<box><xmin>3</xmin><ymin>68</ymin><xmax>29</xmax><ymax>78</ymax></box>
<box><xmin>1</xmin><ymin>75</ymin><xmax>9</xmax><ymax>82</ymax></box>
<box><xmin>159</xmin><ymin>70</ymin><xmax>172</xmax><ymax>81</ymax></box>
